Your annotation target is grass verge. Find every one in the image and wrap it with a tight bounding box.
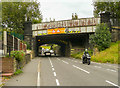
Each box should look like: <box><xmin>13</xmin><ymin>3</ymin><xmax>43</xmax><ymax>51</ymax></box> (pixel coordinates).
<box><xmin>91</xmin><ymin>41</ymin><xmax>119</xmax><ymax>64</ymax></box>
<box><xmin>71</xmin><ymin>41</ymin><xmax>119</xmax><ymax>64</ymax></box>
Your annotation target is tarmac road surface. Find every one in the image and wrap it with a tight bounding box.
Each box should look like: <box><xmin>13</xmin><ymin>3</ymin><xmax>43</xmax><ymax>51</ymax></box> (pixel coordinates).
<box><xmin>3</xmin><ymin>57</ymin><xmax>119</xmax><ymax>87</ymax></box>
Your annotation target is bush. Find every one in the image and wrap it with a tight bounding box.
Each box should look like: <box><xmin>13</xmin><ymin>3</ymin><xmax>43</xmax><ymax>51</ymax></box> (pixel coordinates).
<box><xmin>14</xmin><ymin>69</ymin><xmax>23</xmax><ymax>75</ymax></box>
<box><xmin>71</xmin><ymin>51</ymin><xmax>84</xmax><ymax>59</ymax></box>
<box><xmin>11</xmin><ymin>50</ymin><xmax>25</xmax><ymax>63</ymax></box>
<box><xmin>89</xmin><ymin>23</ymin><xmax>111</xmax><ymax>51</ymax></box>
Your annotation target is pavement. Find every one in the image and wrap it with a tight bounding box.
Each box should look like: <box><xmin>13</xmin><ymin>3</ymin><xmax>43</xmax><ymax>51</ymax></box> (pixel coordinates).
<box><xmin>2</xmin><ymin>57</ymin><xmax>119</xmax><ymax>87</ymax></box>
<box><xmin>3</xmin><ymin>58</ymin><xmax>40</xmax><ymax>86</ymax></box>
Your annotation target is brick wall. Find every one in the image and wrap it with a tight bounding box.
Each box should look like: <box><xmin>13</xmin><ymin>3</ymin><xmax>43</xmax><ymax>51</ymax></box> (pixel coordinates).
<box><xmin>2</xmin><ymin>57</ymin><xmax>14</xmax><ymax>73</ymax></box>
<box><xmin>1</xmin><ymin>54</ymin><xmax>31</xmax><ymax>73</ymax></box>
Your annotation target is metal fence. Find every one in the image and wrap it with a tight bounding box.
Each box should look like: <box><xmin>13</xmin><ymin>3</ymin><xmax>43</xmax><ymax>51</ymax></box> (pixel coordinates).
<box><xmin>2</xmin><ymin>31</ymin><xmax>27</xmax><ymax>56</ymax></box>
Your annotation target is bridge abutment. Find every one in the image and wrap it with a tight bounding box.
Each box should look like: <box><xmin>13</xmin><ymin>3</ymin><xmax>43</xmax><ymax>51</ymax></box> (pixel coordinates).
<box><xmin>64</xmin><ymin>41</ymin><xmax>72</xmax><ymax>57</ymax></box>
<box><xmin>24</xmin><ymin>21</ymin><xmax>32</xmax><ymax>50</ymax></box>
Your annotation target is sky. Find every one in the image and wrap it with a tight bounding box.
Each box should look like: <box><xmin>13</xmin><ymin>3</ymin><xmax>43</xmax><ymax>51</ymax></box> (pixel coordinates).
<box><xmin>38</xmin><ymin>0</ymin><xmax>94</xmax><ymax>22</ymax></box>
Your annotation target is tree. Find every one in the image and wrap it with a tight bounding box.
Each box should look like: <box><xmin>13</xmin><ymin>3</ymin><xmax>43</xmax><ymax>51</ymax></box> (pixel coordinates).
<box><xmin>72</xmin><ymin>13</ymin><xmax>78</xmax><ymax>20</ymax></box>
<box><xmin>93</xmin><ymin>2</ymin><xmax>120</xmax><ymax>18</ymax></box>
<box><xmin>2</xmin><ymin>1</ymin><xmax>42</xmax><ymax>34</ymax></box>
<box><xmin>89</xmin><ymin>23</ymin><xmax>111</xmax><ymax>51</ymax></box>
<box><xmin>75</xmin><ymin>13</ymin><xmax>78</xmax><ymax>19</ymax></box>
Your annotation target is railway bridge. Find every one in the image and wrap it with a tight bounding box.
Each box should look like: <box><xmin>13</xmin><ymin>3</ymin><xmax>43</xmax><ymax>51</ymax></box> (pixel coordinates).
<box><xmin>24</xmin><ymin>17</ymin><xmax>100</xmax><ymax>56</ymax></box>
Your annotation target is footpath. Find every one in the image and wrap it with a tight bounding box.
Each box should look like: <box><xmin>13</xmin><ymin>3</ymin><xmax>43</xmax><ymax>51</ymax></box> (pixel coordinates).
<box><xmin>2</xmin><ymin>57</ymin><xmax>40</xmax><ymax>87</ymax></box>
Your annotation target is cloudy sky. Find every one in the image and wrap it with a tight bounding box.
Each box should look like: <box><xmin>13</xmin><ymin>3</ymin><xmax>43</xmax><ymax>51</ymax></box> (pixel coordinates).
<box><xmin>38</xmin><ymin>0</ymin><xmax>94</xmax><ymax>22</ymax></box>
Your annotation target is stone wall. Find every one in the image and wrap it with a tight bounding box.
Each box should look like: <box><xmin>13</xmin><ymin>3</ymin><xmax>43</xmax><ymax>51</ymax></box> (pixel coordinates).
<box><xmin>111</xmin><ymin>29</ymin><xmax>120</xmax><ymax>42</ymax></box>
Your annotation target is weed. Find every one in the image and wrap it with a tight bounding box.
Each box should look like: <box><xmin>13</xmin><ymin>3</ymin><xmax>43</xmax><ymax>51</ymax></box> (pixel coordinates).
<box><xmin>14</xmin><ymin>69</ymin><xmax>23</xmax><ymax>75</ymax></box>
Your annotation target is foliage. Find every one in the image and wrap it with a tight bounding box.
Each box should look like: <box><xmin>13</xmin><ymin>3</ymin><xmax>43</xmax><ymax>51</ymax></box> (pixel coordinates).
<box><xmin>118</xmin><ymin>41</ymin><xmax>120</xmax><ymax>63</ymax></box>
<box><xmin>51</xmin><ymin>44</ymin><xmax>59</xmax><ymax>51</ymax></box>
<box><xmin>71</xmin><ymin>51</ymin><xmax>84</xmax><ymax>59</ymax></box>
<box><xmin>91</xmin><ymin>41</ymin><xmax>119</xmax><ymax>64</ymax></box>
<box><xmin>5</xmin><ymin>53</ymin><xmax>10</xmax><ymax>58</ymax></box>
<box><xmin>2</xmin><ymin>1</ymin><xmax>42</xmax><ymax>34</ymax></box>
<box><xmin>14</xmin><ymin>69</ymin><xmax>23</xmax><ymax>75</ymax></box>
<box><xmin>71</xmin><ymin>49</ymin><xmax>93</xmax><ymax>59</ymax></box>
<box><xmin>93</xmin><ymin>1</ymin><xmax>120</xmax><ymax>18</ymax></box>
<box><xmin>89</xmin><ymin>23</ymin><xmax>111</xmax><ymax>51</ymax></box>
<box><xmin>23</xmin><ymin>41</ymin><xmax>31</xmax><ymax>50</ymax></box>
<box><xmin>40</xmin><ymin>45</ymin><xmax>51</xmax><ymax>50</ymax></box>
<box><xmin>11</xmin><ymin>50</ymin><xmax>25</xmax><ymax>63</ymax></box>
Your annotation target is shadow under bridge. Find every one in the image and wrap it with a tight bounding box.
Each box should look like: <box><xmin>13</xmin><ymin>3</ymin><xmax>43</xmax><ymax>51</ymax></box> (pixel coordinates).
<box><xmin>35</xmin><ymin>33</ymin><xmax>91</xmax><ymax>57</ymax></box>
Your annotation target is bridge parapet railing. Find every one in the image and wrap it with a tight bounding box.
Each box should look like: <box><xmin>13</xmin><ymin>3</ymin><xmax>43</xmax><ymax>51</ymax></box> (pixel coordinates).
<box><xmin>32</xmin><ymin>17</ymin><xmax>100</xmax><ymax>37</ymax></box>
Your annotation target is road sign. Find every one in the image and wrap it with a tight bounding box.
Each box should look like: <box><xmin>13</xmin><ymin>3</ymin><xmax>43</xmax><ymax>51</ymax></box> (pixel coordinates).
<box><xmin>57</xmin><ymin>29</ymin><xmax>60</xmax><ymax>32</ymax></box>
<box><xmin>52</xmin><ymin>29</ymin><xmax>55</xmax><ymax>33</ymax></box>
<box><xmin>48</xmin><ymin>28</ymin><xmax>65</xmax><ymax>34</ymax></box>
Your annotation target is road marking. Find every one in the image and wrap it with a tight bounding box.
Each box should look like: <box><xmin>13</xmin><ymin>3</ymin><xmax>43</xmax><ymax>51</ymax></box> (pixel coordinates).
<box><xmin>56</xmin><ymin>79</ymin><xmax>60</xmax><ymax>86</ymax></box>
<box><xmin>52</xmin><ymin>68</ymin><xmax>55</xmax><ymax>71</ymax></box>
<box><xmin>93</xmin><ymin>62</ymin><xmax>118</xmax><ymax>69</ymax></box>
<box><xmin>106</xmin><ymin>80</ymin><xmax>119</xmax><ymax>87</ymax></box>
<box><xmin>49</xmin><ymin>57</ymin><xmax>53</xmax><ymax>67</ymax></box>
<box><xmin>37</xmin><ymin>61</ymin><xmax>41</xmax><ymax>86</ymax></box>
<box><xmin>106</xmin><ymin>69</ymin><xmax>117</xmax><ymax>72</ymax></box>
<box><xmin>57</xmin><ymin>58</ymin><xmax>60</xmax><ymax>60</ymax></box>
<box><xmin>74</xmin><ymin>61</ymin><xmax>77</xmax><ymax>63</ymax></box>
<box><xmin>94</xmin><ymin>66</ymin><xmax>101</xmax><ymax>68</ymax></box>
<box><xmin>73</xmin><ymin>65</ymin><xmax>90</xmax><ymax>74</ymax></box>
<box><xmin>103</xmin><ymin>64</ymin><xmax>118</xmax><ymax>69</ymax></box>
<box><xmin>62</xmin><ymin>60</ymin><xmax>69</xmax><ymax>64</ymax></box>
<box><xmin>53</xmin><ymin>72</ymin><xmax>56</xmax><ymax>76</ymax></box>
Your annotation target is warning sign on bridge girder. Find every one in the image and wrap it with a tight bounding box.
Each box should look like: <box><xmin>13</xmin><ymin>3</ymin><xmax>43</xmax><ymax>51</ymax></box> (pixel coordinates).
<box><xmin>48</xmin><ymin>28</ymin><xmax>65</xmax><ymax>34</ymax></box>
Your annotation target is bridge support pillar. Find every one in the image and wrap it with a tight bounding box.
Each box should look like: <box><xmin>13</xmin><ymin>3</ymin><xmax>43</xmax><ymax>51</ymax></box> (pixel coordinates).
<box><xmin>32</xmin><ymin>37</ymin><xmax>37</xmax><ymax>57</ymax></box>
<box><xmin>85</xmin><ymin>34</ymin><xmax>89</xmax><ymax>49</ymax></box>
<box><xmin>60</xmin><ymin>45</ymin><xmax>65</xmax><ymax>57</ymax></box>
<box><xmin>24</xmin><ymin>21</ymin><xmax>32</xmax><ymax>50</ymax></box>
<box><xmin>65</xmin><ymin>41</ymin><xmax>72</xmax><ymax>57</ymax></box>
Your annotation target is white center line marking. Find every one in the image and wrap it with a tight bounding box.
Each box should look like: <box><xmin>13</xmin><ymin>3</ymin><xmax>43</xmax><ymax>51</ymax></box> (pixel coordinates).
<box><xmin>37</xmin><ymin>61</ymin><xmax>40</xmax><ymax>86</ymax></box>
<box><xmin>56</xmin><ymin>79</ymin><xmax>60</xmax><ymax>86</ymax></box>
<box><xmin>94</xmin><ymin>66</ymin><xmax>101</xmax><ymax>68</ymax></box>
<box><xmin>106</xmin><ymin>80</ymin><xmax>119</xmax><ymax>87</ymax></box>
<box><xmin>49</xmin><ymin>57</ymin><xmax>53</xmax><ymax>67</ymax></box>
<box><xmin>62</xmin><ymin>60</ymin><xmax>69</xmax><ymax>64</ymax></box>
<box><xmin>53</xmin><ymin>72</ymin><xmax>56</xmax><ymax>76</ymax></box>
<box><xmin>52</xmin><ymin>68</ymin><xmax>55</xmax><ymax>71</ymax></box>
<box><xmin>107</xmin><ymin>69</ymin><xmax>116</xmax><ymax>72</ymax></box>
<box><xmin>73</xmin><ymin>65</ymin><xmax>90</xmax><ymax>74</ymax></box>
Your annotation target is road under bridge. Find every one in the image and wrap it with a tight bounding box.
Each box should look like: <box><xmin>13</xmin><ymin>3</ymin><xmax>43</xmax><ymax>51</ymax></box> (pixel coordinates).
<box><xmin>33</xmin><ymin>32</ymin><xmax>93</xmax><ymax>57</ymax></box>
